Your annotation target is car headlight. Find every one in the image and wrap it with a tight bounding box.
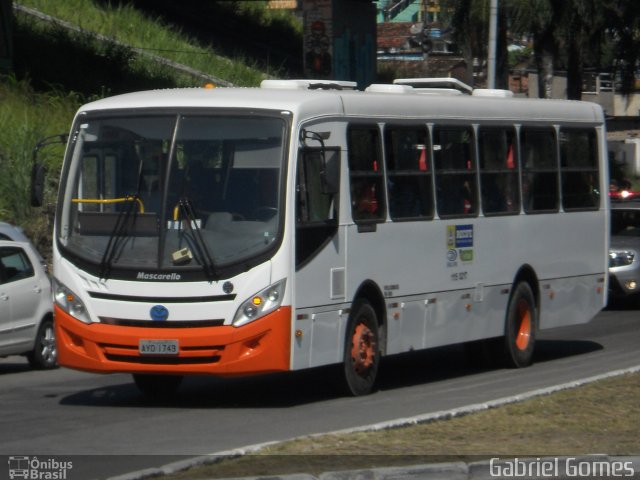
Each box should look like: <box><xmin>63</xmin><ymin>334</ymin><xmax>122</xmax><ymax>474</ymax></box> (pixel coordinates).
<box><xmin>609</xmin><ymin>250</ymin><xmax>635</xmax><ymax>268</ymax></box>
<box><xmin>53</xmin><ymin>278</ymin><xmax>91</xmax><ymax>324</ymax></box>
<box><xmin>233</xmin><ymin>279</ymin><xmax>286</xmax><ymax>327</ymax></box>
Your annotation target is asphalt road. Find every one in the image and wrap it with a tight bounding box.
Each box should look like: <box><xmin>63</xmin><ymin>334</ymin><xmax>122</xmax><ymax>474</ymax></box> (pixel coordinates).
<box><xmin>1</xmin><ymin>299</ymin><xmax>639</xmax><ymax>480</ymax></box>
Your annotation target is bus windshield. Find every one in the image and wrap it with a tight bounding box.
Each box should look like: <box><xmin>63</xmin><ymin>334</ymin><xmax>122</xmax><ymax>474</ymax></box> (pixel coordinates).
<box><xmin>57</xmin><ymin>113</ymin><xmax>286</xmax><ymax>279</ymax></box>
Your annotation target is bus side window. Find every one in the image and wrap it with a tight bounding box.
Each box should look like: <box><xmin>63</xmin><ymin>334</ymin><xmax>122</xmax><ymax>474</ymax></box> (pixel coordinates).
<box><xmin>479</xmin><ymin>127</ymin><xmax>520</xmax><ymax>215</ymax></box>
<box><xmin>433</xmin><ymin>126</ymin><xmax>477</xmax><ymax>218</ymax></box>
<box><xmin>384</xmin><ymin>125</ymin><xmax>433</xmax><ymax>221</ymax></box>
<box><xmin>560</xmin><ymin>128</ymin><xmax>600</xmax><ymax>211</ymax></box>
<box><xmin>521</xmin><ymin>127</ymin><xmax>559</xmax><ymax>213</ymax></box>
<box><xmin>347</xmin><ymin>125</ymin><xmax>386</xmax><ymax>223</ymax></box>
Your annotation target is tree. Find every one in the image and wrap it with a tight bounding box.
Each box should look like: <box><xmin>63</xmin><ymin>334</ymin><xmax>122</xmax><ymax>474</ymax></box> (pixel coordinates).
<box><xmin>446</xmin><ymin>0</ymin><xmax>628</xmax><ymax>99</ymax></box>
<box><xmin>508</xmin><ymin>0</ymin><xmax>557</xmax><ymax>98</ymax></box>
<box><xmin>603</xmin><ymin>1</ymin><xmax>640</xmax><ymax>95</ymax></box>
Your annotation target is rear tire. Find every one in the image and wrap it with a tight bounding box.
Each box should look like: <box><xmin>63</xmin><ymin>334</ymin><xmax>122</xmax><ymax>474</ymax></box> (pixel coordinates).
<box><xmin>133</xmin><ymin>374</ymin><xmax>183</xmax><ymax>398</ymax></box>
<box><xmin>27</xmin><ymin>318</ymin><xmax>58</xmax><ymax>369</ymax></box>
<box><xmin>503</xmin><ymin>282</ymin><xmax>537</xmax><ymax>368</ymax></box>
<box><xmin>342</xmin><ymin>300</ymin><xmax>380</xmax><ymax>396</ymax></box>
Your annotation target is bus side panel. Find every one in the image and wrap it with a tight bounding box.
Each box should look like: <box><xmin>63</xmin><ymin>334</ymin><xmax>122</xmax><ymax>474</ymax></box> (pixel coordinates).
<box><xmin>512</xmin><ymin>211</ymin><xmax>606</xmax><ymax>330</ymax></box>
<box><xmin>345</xmin><ymin>210</ymin><xmax>606</xmax><ymax>355</ymax></box>
<box><xmin>344</xmin><ymin>221</ymin><xmax>510</xmax><ymax>355</ymax></box>
<box><xmin>292</xmin><ymin>224</ymin><xmax>348</xmax><ymax>370</ymax></box>
<box><xmin>537</xmin><ymin>275</ymin><xmax>605</xmax><ymax>330</ymax></box>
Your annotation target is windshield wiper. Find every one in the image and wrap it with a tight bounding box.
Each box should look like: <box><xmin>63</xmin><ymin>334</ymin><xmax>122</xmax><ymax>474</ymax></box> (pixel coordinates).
<box><xmin>100</xmin><ymin>153</ymin><xmax>146</xmax><ymax>279</ymax></box>
<box><xmin>176</xmin><ymin>197</ymin><xmax>217</xmax><ymax>279</ymax></box>
<box><xmin>99</xmin><ymin>195</ymin><xmax>141</xmax><ymax>279</ymax></box>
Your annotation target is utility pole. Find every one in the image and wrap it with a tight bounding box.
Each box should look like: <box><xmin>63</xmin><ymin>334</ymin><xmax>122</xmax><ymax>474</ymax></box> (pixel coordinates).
<box><xmin>486</xmin><ymin>0</ymin><xmax>497</xmax><ymax>89</ymax></box>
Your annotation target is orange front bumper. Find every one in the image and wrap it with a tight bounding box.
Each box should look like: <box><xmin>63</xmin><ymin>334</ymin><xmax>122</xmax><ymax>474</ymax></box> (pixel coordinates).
<box><xmin>55</xmin><ymin>305</ymin><xmax>291</xmax><ymax>376</ymax></box>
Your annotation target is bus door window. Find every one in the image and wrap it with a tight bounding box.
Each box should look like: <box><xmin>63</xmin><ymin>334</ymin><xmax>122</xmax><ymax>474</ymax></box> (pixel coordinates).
<box><xmin>560</xmin><ymin>128</ymin><xmax>600</xmax><ymax>210</ymax></box>
<box><xmin>135</xmin><ymin>141</ymin><xmax>166</xmax><ymax>215</ymax></box>
<box><xmin>295</xmin><ymin>147</ymin><xmax>340</xmax><ymax>267</ymax></box>
<box><xmin>478</xmin><ymin>127</ymin><xmax>521</xmax><ymax>215</ymax></box>
<box><xmin>347</xmin><ymin>125</ymin><xmax>386</xmax><ymax>223</ymax></box>
<box><xmin>384</xmin><ymin>125</ymin><xmax>433</xmax><ymax>220</ymax></box>
<box><xmin>521</xmin><ymin>127</ymin><xmax>559</xmax><ymax>213</ymax></box>
<box><xmin>433</xmin><ymin>126</ymin><xmax>477</xmax><ymax>218</ymax></box>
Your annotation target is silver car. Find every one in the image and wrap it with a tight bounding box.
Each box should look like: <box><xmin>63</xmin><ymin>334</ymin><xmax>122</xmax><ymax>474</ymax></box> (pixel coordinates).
<box><xmin>609</xmin><ymin>202</ymin><xmax>640</xmax><ymax>298</ymax></box>
<box><xmin>0</xmin><ymin>231</ymin><xmax>56</xmax><ymax>368</ymax></box>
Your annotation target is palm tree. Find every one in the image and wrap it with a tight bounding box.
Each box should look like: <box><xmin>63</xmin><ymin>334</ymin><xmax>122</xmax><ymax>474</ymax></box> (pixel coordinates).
<box><xmin>508</xmin><ymin>0</ymin><xmax>563</xmax><ymax>98</ymax></box>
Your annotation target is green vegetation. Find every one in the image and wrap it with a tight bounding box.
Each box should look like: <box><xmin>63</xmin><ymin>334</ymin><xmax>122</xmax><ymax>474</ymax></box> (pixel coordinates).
<box><xmin>158</xmin><ymin>372</ymin><xmax>640</xmax><ymax>479</ymax></box>
<box><xmin>16</xmin><ymin>0</ymin><xmax>272</xmax><ymax>89</ymax></box>
<box><xmin>0</xmin><ymin>76</ymin><xmax>78</xmax><ymax>252</ymax></box>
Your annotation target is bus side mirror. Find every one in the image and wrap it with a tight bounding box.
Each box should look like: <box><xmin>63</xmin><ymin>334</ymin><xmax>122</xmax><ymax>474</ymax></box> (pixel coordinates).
<box><xmin>31</xmin><ymin>162</ymin><xmax>46</xmax><ymax>207</ymax></box>
<box><xmin>30</xmin><ymin>133</ymin><xmax>68</xmax><ymax>207</ymax></box>
<box><xmin>321</xmin><ymin>151</ymin><xmax>339</xmax><ymax>195</ymax></box>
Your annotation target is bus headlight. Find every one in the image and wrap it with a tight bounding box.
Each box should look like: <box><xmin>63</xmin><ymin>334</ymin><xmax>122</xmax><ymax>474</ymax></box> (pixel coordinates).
<box><xmin>53</xmin><ymin>278</ymin><xmax>91</xmax><ymax>324</ymax></box>
<box><xmin>233</xmin><ymin>279</ymin><xmax>286</xmax><ymax>327</ymax></box>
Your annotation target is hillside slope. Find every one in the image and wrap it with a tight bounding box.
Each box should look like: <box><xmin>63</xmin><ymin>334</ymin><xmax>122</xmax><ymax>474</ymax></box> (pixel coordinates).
<box><xmin>12</xmin><ymin>0</ymin><xmax>301</xmax><ymax>96</ymax></box>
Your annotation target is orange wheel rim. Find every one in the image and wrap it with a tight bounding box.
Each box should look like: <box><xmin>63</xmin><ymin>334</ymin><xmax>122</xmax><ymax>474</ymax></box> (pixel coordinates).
<box><xmin>351</xmin><ymin>323</ymin><xmax>376</xmax><ymax>375</ymax></box>
<box><xmin>515</xmin><ymin>299</ymin><xmax>532</xmax><ymax>351</ymax></box>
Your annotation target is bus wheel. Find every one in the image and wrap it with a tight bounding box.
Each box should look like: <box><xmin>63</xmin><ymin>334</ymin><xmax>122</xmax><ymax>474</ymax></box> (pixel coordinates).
<box><xmin>504</xmin><ymin>282</ymin><xmax>537</xmax><ymax>368</ymax></box>
<box><xmin>342</xmin><ymin>301</ymin><xmax>380</xmax><ymax>396</ymax></box>
<box><xmin>133</xmin><ymin>374</ymin><xmax>183</xmax><ymax>398</ymax></box>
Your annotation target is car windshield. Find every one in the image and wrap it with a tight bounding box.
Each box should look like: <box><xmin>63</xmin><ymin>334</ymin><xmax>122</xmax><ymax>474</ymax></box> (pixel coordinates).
<box><xmin>611</xmin><ymin>208</ymin><xmax>640</xmax><ymax>237</ymax></box>
<box><xmin>57</xmin><ymin>113</ymin><xmax>286</xmax><ymax>279</ymax></box>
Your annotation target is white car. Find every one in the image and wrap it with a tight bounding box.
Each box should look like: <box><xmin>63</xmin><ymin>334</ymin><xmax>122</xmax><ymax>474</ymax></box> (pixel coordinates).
<box><xmin>609</xmin><ymin>202</ymin><xmax>640</xmax><ymax>298</ymax></box>
<box><xmin>0</xmin><ymin>234</ymin><xmax>56</xmax><ymax>369</ymax></box>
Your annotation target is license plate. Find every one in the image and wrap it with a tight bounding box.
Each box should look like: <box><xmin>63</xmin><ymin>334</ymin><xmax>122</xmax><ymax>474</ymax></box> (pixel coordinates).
<box><xmin>139</xmin><ymin>339</ymin><xmax>179</xmax><ymax>355</ymax></box>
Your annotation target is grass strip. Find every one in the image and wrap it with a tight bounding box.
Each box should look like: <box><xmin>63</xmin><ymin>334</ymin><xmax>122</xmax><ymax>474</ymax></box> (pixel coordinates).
<box><xmin>159</xmin><ymin>371</ymin><xmax>640</xmax><ymax>479</ymax></box>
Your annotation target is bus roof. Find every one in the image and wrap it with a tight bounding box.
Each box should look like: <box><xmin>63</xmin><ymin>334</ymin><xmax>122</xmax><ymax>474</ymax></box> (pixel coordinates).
<box><xmin>77</xmin><ymin>85</ymin><xmax>605</xmax><ymax>125</ymax></box>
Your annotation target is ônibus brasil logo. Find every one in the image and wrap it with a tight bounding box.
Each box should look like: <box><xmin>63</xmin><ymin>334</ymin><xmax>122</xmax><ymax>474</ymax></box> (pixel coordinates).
<box><xmin>8</xmin><ymin>456</ymin><xmax>73</xmax><ymax>479</ymax></box>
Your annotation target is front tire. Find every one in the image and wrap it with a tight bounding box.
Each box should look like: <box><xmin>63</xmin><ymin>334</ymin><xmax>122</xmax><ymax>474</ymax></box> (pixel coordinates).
<box><xmin>342</xmin><ymin>300</ymin><xmax>380</xmax><ymax>396</ymax></box>
<box><xmin>27</xmin><ymin>318</ymin><xmax>58</xmax><ymax>369</ymax></box>
<box><xmin>503</xmin><ymin>282</ymin><xmax>537</xmax><ymax>368</ymax></box>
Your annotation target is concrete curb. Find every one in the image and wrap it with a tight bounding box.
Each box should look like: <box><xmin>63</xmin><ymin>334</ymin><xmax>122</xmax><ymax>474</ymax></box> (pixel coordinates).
<box><xmin>111</xmin><ymin>455</ymin><xmax>640</xmax><ymax>480</ymax></box>
<box><xmin>107</xmin><ymin>365</ymin><xmax>640</xmax><ymax>480</ymax></box>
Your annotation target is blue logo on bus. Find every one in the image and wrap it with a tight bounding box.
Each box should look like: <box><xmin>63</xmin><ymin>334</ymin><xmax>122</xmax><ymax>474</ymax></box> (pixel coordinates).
<box><xmin>150</xmin><ymin>305</ymin><xmax>169</xmax><ymax>321</ymax></box>
<box><xmin>454</xmin><ymin>225</ymin><xmax>474</xmax><ymax>248</ymax></box>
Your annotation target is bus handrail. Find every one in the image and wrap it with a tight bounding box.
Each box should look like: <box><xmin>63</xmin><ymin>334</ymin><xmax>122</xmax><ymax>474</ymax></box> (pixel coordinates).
<box><xmin>72</xmin><ymin>196</ymin><xmax>145</xmax><ymax>213</ymax></box>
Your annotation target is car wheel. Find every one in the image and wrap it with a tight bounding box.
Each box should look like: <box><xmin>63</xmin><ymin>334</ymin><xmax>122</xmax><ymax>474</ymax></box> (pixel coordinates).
<box><xmin>27</xmin><ymin>318</ymin><xmax>58</xmax><ymax>369</ymax></box>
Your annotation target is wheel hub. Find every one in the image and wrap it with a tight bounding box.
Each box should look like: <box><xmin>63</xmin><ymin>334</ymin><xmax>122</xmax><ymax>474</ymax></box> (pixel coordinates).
<box><xmin>515</xmin><ymin>300</ymin><xmax>532</xmax><ymax>351</ymax></box>
<box><xmin>351</xmin><ymin>323</ymin><xmax>376</xmax><ymax>375</ymax></box>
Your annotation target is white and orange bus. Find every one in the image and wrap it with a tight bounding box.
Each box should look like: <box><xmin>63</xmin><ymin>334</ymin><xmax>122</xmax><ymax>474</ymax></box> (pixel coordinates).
<box><xmin>45</xmin><ymin>79</ymin><xmax>609</xmax><ymax>396</ymax></box>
